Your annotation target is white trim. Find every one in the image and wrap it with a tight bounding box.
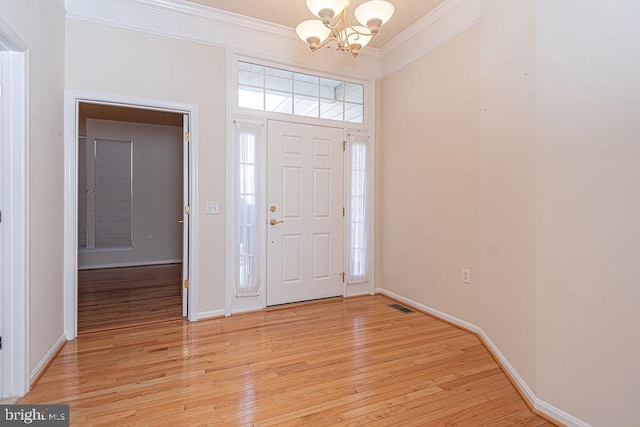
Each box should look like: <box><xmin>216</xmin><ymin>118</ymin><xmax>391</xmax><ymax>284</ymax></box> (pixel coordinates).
<box><xmin>64</xmin><ymin>0</ymin><xmax>381</xmax><ymax>80</ymax></box>
<box><xmin>376</xmin><ymin>289</ymin><xmax>591</xmax><ymax>427</ymax></box>
<box><xmin>185</xmin><ymin>108</ymin><xmax>199</xmax><ymax>323</ymax></box>
<box><xmin>78</xmin><ymin>259</ymin><xmax>182</xmax><ymax>271</ymax></box>
<box><xmin>197</xmin><ymin>309</ymin><xmax>225</xmax><ymax>321</ymax></box>
<box><xmin>378</xmin><ymin>289</ymin><xmax>479</xmax><ymax>332</ymax></box>
<box><xmin>225</xmin><ymin>47</ymin><xmax>234</xmax><ymax>317</ymax></box>
<box><xmin>477</xmin><ymin>329</ymin><xmax>535</xmax><ymax>404</ymax></box>
<box><xmin>381</xmin><ymin>0</ymin><xmax>493</xmax><ymax>77</ymax></box>
<box><xmin>64</xmin><ymin>90</ymin><xmax>199</xmax><ymax>338</ymax></box>
<box><xmin>29</xmin><ymin>334</ymin><xmax>66</xmax><ymax>385</ymax></box>
<box><xmin>64</xmin><ymin>0</ymin><xmax>497</xmax><ymax>81</ymax></box>
<box><xmin>534</xmin><ymin>399</ymin><xmax>592</xmax><ymax>427</ymax></box>
<box><xmin>0</xmin><ymin>21</ymin><xmax>29</xmax><ymax>399</ymax></box>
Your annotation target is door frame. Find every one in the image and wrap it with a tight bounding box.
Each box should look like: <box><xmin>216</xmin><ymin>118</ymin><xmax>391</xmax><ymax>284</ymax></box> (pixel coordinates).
<box><xmin>226</xmin><ymin>54</ymin><xmax>377</xmax><ymax>315</ymax></box>
<box><xmin>0</xmin><ymin>23</ymin><xmax>29</xmax><ymax>398</ymax></box>
<box><xmin>64</xmin><ymin>90</ymin><xmax>199</xmax><ymax>339</ymax></box>
<box><xmin>227</xmin><ymin>117</ymin><xmax>355</xmax><ymax>314</ymax></box>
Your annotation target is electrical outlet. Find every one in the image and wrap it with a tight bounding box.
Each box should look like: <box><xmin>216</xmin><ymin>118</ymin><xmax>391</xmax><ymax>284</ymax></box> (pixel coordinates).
<box><xmin>462</xmin><ymin>268</ymin><xmax>471</xmax><ymax>284</ymax></box>
<box><xmin>147</xmin><ymin>235</ymin><xmax>154</xmax><ymax>243</ymax></box>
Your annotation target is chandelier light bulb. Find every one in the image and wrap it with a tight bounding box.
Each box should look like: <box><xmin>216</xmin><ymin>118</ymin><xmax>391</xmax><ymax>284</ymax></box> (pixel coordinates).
<box><xmin>296</xmin><ymin>20</ymin><xmax>332</xmax><ymax>50</ymax></box>
<box><xmin>298</xmin><ymin>0</ymin><xmax>394</xmax><ymax>57</ymax></box>
<box><xmin>306</xmin><ymin>0</ymin><xmax>349</xmax><ymax>25</ymax></box>
<box><xmin>340</xmin><ymin>25</ymin><xmax>373</xmax><ymax>56</ymax></box>
<box><xmin>355</xmin><ymin>0</ymin><xmax>395</xmax><ymax>34</ymax></box>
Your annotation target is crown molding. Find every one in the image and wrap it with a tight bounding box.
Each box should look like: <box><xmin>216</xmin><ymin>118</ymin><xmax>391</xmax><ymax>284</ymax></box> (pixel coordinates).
<box><xmin>112</xmin><ymin>0</ymin><xmax>383</xmax><ymax>61</ymax></box>
<box><xmin>64</xmin><ymin>0</ymin><xmax>382</xmax><ymax>80</ymax></box>
<box><xmin>114</xmin><ymin>0</ymin><xmax>294</xmax><ymax>42</ymax></box>
<box><xmin>380</xmin><ymin>0</ymin><xmax>493</xmax><ymax>77</ymax></box>
<box><xmin>64</xmin><ymin>0</ymin><xmax>499</xmax><ymax>80</ymax></box>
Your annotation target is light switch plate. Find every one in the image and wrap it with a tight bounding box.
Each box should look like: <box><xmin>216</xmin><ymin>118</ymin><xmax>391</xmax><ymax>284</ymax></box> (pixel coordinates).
<box><xmin>205</xmin><ymin>201</ymin><xmax>219</xmax><ymax>214</ymax></box>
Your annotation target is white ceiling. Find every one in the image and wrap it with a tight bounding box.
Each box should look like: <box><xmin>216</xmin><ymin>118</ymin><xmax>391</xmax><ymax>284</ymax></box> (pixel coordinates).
<box><xmin>185</xmin><ymin>0</ymin><xmax>446</xmax><ymax>49</ymax></box>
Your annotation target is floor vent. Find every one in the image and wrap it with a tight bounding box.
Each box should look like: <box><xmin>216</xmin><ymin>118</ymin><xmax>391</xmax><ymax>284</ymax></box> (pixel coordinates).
<box><xmin>388</xmin><ymin>303</ymin><xmax>414</xmax><ymax>313</ymax></box>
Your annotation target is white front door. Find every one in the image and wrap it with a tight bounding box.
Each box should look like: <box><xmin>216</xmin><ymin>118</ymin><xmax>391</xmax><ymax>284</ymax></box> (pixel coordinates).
<box><xmin>267</xmin><ymin>121</ymin><xmax>344</xmax><ymax>306</ymax></box>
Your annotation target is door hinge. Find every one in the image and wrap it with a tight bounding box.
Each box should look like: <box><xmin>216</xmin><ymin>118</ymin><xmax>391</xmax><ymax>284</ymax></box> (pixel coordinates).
<box><xmin>343</xmin><ymin>140</ymin><xmax>346</xmax><ymax>152</ymax></box>
<box><xmin>340</xmin><ymin>272</ymin><xmax>346</xmax><ymax>283</ymax></box>
<box><xmin>0</xmin><ymin>209</ymin><xmax>2</xmax><ymax>223</ymax></box>
<box><xmin>342</xmin><ymin>207</ymin><xmax>345</xmax><ymax>217</ymax></box>
<box><xmin>0</xmin><ymin>335</ymin><xmax>3</xmax><ymax>350</ymax></box>
<box><xmin>184</xmin><ymin>279</ymin><xmax>189</xmax><ymax>289</ymax></box>
<box><xmin>184</xmin><ymin>206</ymin><xmax>190</xmax><ymax>215</ymax></box>
<box><xmin>184</xmin><ymin>132</ymin><xmax>190</xmax><ymax>143</ymax></box>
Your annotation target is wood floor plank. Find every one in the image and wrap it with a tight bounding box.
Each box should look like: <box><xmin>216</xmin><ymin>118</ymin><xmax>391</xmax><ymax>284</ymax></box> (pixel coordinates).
<box><xmin>19</xmin><ymin>295</ymin><xmax>555</xmax><ymax>426</ymax></box>
<box><xmin>77</xmin><ymin>263</ymin><xmax>183</xmax><ymax>334</ymax></box>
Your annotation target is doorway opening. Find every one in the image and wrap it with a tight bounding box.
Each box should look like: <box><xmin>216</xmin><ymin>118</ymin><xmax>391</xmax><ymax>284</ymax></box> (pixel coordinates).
<box><xmin>76</xmin><ymin>103</ymin><xmax>186</xmax><ymax>334</ymax></box>
<box><xmin>65</xmin><ymin>92</ymin><xmax>198</xmax><ymax>340</ymax></box>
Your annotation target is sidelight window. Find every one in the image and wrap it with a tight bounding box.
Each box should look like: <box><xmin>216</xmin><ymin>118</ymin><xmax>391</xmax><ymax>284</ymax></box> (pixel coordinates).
<box><xmin>347</xmin><ymin>134</ymin><xmax>370</xmax><ymax>282</ymax></box>
<box><xmin>234</xmin><ymin>121</ymin><xmax>262</xmax><ymax>296</ymax></box>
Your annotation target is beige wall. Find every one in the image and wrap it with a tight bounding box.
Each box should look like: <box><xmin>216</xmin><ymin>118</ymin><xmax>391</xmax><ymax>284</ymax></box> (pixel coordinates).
<box><xmin>0</xmin><ymin>0</ymin><xmax>66</xmax><ymax>372</ymax></box>
<box><xmin>478</xmin><ymin>0</ymin><xmax>537</xmax><ymax>390</ymax></box>
<box><xmin>65</xmin><ymin>19</ymin><xmax>227</xmax><ymax>314</ymax></box>
<box><xmin>535</xmin><ymin>1</ymin><xmax>640</xmax><ymax>425</ymax></box>
<box><xmin>380</xmin><ymin>27</ymin><xmax>480</xmax><ymax>324</ymax></box>
<box><xmin>79</xmin><ymin>120</ymin><xmax>183</xmax><ymax>269</ymax></box>
<box><xmin>5</xmin><ymin>1</ymin><xmax>638</xmax><ymax>422</ymax></box>
<box><xmin>380</xmin><ymin>0</ymin><xmax>640</xmax><ymax>424</ymax></box>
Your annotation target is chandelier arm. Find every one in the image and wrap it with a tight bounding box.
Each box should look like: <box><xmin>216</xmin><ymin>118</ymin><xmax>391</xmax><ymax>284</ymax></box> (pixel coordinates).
<box><xmin>314</xmin><ymin>30</ymin><xmax>339</xmax><ymax>51</ymax></box>
<box><xmin>300</xmin><ymin>0</ymin><xmax>388</xmax><ymax>58</ymax></box>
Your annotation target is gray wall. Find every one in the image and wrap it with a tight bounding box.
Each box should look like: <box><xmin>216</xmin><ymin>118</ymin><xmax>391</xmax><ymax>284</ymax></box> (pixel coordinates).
<box><xmin>79</xmin><ymin>119</ymin><xmax>183</xmax><ymax>269</ymax></box>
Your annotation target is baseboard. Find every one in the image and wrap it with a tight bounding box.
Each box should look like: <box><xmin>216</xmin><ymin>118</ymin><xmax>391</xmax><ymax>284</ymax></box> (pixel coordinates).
<box><xmin>29</xmin><ymin>334</ymin><xmax>67</xmax><ymax>388</ymax></box>
<box><xmin>375</xmin><ymin>289</ymin><xmax>590</xmax><ymax>427</ymax></box>
<box><xmin>379</xmin><ymin>289</ymin><xmax>480</xmax><ymax>334</ymax></box>
<box><xmin>78</xmin><ymin>259</ymin><xmax>182</xmax><ymax>270</ymax></box>
<box><xmin>535</xmin><ymin>399</ymin><xmax>592</xmax><ymax>427</ymax></box>
<box><xmin>197</xmin><ymin>309</ymin><xmax>225</xmax><ymax>320</ymax></box>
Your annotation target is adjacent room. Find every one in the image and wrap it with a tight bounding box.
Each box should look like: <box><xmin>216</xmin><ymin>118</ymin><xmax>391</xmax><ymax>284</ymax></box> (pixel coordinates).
<box><xmin>76</xmin><ymin>103</ymin><xmax>185</xmax><ymax>333</ymax></box>
<box><xmin>0</xmin><ymin>0</ymin><xmax>638</xmax><ymax>426</ymax></box>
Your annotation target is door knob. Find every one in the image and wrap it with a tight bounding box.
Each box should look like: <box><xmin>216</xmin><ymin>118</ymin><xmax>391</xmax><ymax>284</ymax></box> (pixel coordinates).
<box><xmin>178</xmin><ymin>219</ymin><xmax>184</xmax><ymax>224</ymax></box>
<box><xmin>270</xmin><ymin>219</ymin><xmax>284</xmax><ymax>226</ymax></box>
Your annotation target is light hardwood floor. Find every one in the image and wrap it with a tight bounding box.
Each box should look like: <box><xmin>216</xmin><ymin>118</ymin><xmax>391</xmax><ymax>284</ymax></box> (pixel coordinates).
<box><xmin>78</xmin><ymin>264</ymin><xmax>183</xmax><ymax>334</ymax></box>
<box><xmin>19</xmin><ymin>296</ymin><xmax>555</xmax><ymax>426</ymax></box>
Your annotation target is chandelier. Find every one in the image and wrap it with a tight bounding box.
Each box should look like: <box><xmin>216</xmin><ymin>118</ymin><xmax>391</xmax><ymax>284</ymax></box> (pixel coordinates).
<box><xmin>296</xmin><ymin>0</ymin><xmax>395</xmax><ymax>57</ymax></box>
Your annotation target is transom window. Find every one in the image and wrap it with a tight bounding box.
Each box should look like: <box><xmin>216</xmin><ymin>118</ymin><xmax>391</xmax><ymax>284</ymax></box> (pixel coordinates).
<box><xmin>238</xmin><ymin>61</ymin><xmax>364</xmax><ymax>124</ymax></box>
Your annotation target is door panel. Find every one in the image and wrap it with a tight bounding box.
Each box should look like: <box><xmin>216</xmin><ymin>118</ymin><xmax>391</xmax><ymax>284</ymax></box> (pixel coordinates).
<box><xmin>267</xmin><ymin>121</ymin><xmax>344</xmax><ymax>306</ymax></box>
